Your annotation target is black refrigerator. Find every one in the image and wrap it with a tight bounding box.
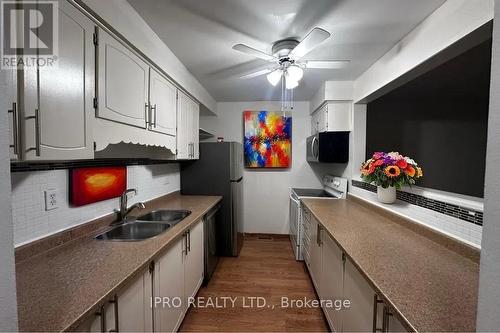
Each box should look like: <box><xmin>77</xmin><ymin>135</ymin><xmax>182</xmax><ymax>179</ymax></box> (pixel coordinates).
<box><xmin>181</xmin><ymin>142</ymin><xmax>243</xmax><ymax>257</ymax></box>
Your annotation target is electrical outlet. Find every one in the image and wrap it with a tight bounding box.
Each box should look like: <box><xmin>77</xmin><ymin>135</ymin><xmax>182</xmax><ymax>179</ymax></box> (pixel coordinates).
<box><xmin>44</xmin><ymin>189</ymin><xmax>58</xmax><ymax>211</ymax></box>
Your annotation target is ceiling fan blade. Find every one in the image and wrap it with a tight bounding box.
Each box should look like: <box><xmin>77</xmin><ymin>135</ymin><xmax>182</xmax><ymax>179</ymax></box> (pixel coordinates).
<box><xmin>289</xmin><ymin>27</ymin><xmax>331</xmax><ymax>60</ymax></box>
<box><xmin>304</xmin><ymin>60</ymin><xmax>350</xmax><ymax>69</ymax></box>
<box><xmin>239</xmin><ymin>67</ymin><xmax>276</xmax><ymax>79</ymax></box>
<box><xmin>232</xmin><ymin>44</ymin><xmax>275</xmax><ymax>61</ymax></box>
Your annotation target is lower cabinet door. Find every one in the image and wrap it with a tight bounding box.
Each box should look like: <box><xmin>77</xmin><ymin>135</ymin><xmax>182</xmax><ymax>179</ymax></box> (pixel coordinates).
<box><xmin>116</xmin><ymin>269</ymin><xmax>153</xmax><ymax>332</ymax></box>
<box><xmin>388</xmin><ymin>312</ymin><xmax>409</xmax><ymax>332</ymax></box>
<box><xmin>342</xmin><ymin>260</ymin><xmax>378</xmax><ymax>332</ymax></box>
<box><xmin>155</xmin><ymin>237</ymin><xmax>186</xmax><ymax>333</ymax></box>
<box><xmin>320</xmin><ymin>232</ymin><xmax>344</xmax><ymax>332</ymax></box>
<box><xmin>184</xmin><ymin>220</ymin><xmax>204</xmax><ymax>301</ymax></box>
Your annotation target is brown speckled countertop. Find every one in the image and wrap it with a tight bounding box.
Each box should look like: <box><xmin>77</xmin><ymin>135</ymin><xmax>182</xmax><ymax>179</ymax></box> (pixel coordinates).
<box><xmin>15</xmin><ymin>193</ymin><xmax>221</xmax><ymax>332</ymax></box>
<box><xmin>301</xmin><ymin>196</ymin><xmax>480</xmax><ymax>332</ymax></box>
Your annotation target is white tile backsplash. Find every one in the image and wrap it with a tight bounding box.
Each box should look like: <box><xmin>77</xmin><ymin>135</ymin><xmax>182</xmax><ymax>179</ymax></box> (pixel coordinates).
<box><xmin>11</xmin><ymin>164</ymin><xmax>180</xmax><ymax>247</ymax></box>
<box><xmin>349</xmin><ymin>187</ymin><xmax>482</xmax><ymax>248</ymax></box>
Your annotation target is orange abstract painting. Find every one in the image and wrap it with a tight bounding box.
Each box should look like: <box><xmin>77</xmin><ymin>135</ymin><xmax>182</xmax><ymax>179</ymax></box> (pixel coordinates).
<box><xmin>70</xmin><ymin>167</ymin><xmax>126</xmax><ymax>206</ymax></box>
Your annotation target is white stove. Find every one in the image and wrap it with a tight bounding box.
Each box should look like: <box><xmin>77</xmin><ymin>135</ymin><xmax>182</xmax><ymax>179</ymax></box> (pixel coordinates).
<box><xmin>289</xmin><ymin>175</ymin><xmax>347</xmax><ymax>261</ymax></box>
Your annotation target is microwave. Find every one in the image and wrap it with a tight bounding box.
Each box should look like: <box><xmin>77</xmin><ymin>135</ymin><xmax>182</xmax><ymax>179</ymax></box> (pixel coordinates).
<box><xmin>306</xmin><ymin>132</ymin><xmax>349</xmax><ymax>163</ymax></box>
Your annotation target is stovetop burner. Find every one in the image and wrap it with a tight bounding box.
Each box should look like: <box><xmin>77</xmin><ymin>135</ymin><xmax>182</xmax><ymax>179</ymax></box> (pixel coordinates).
<box><xmin>292</xmin><ymin>188</ymin><xmax>336</xmax><ymax>198</ymax></box>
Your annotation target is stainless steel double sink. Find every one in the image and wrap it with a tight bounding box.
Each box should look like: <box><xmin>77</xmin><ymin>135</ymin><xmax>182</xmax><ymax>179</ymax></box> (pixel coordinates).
<box><xmin>95</xmin><ymin>210</ymin><xmax>191</xmax><ymax>241</ymax></box>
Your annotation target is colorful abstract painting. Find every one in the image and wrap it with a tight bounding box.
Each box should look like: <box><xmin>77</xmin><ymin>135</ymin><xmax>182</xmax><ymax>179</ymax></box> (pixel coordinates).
<box><xmin>70</xmin><ymin>167</ymin><xmax>127</xmax><ymax>206</ymax></box>
<box><xmin>244</xmin><ymin>111</ymin><xmax>292</xmax><ymax>168</ymax></box>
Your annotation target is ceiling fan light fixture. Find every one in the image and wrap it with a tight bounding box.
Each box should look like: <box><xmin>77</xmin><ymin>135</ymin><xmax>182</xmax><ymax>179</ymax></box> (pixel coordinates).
<box><xmin>285</xmin><ymin>77</ymin><xmax>299</xmax><ymax>90</ymax></box>
<box><xmin>267</xmin><ymin>69</ymin><xmax>282</xmax><ymax>86</ymax></box>
<box><xmin>287</xmin><ymin>65</ymin><xmax>303</xmax><ymax>82</ymax></box>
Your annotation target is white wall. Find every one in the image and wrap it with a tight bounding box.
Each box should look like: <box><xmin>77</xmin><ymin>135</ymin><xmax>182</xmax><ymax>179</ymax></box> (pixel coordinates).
<box><xmin>0</xmin><ymin>69</ymin><xmax>18</xmax><ymax>330</ymax></box>
<box><xmin>80</xmin><ymin>0</ymin><xmax>216</xmax><ymax>113</ymax></box>
<box><xmin>477</xmin><ymin>0</ymin><xmax>500</xmax><ymax>328</ymax></box>
<box><xmin>11</xmin><ymin>164</ymin><xmax>180</xmax><ymax>246</ymax></box>
<box><xmin>353</xmin><ymin>0</ymin><xmax>494</xmax><ymax>102</ymax></box>
<box><xmin>201</xmin><ymin>101</ymin><xmax>333</xmax><ymax>234</ymax></box>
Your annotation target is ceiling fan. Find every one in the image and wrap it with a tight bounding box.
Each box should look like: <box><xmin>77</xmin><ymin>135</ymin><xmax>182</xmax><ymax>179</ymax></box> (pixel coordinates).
<box><xmin>232</xmin><ymin>27</ymin><xmax>349</xmax><ymax>89</ymax></box>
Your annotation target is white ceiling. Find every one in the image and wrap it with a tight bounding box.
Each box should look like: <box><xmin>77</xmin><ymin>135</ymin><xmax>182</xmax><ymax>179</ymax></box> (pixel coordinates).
<box><xmin>128</xmin><ymin>0</ymin><xmax>446</xmax><ymax>102</ymax></box>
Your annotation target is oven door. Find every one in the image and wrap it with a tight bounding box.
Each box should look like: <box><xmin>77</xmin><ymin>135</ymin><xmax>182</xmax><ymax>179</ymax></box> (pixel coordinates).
<box><xmin>306</xmin><ymin>134</ymin><xmax>319</xmax><ymax>162</ymax></box>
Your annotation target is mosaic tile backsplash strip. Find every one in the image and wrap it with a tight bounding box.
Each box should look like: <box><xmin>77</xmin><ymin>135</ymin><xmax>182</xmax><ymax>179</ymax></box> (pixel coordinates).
<box><xmin>351</xmin><ymin>180</ymin><xmax>483</xmax><ymax>226</ymax></box>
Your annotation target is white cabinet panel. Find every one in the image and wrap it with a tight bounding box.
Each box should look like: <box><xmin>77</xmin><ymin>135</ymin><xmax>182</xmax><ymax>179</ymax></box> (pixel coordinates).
<box><xmin>184</xmin><ymin>220</ymin><xmax>204</xmax><ymax>301</ymax></box>
<box><xmin>343</xmin><ymin>259</ymin><xmax>378</xmax><ymax>332</ymax></box>
<box><xmin>388</xmin><ymin>313</ymin><xmax>409</xmax><ymax>332</ymax></box>
<box><xmin>149</xmin><ymin>69</ymin><xmax>177</xmax><ymax>136</ymax></box>
<box><xmin>321</xmin><ymin>232</ymin><xmax>344</xmax><ymax>332</ymax></box>
<box><xmin>191</xmin><ymin>101</ymin><xmax>200</xmax><ymax>159</ymax></box>
<box><xmin>177</xmin><ymin>91</ymin><xmax>199</xmax><ymax>159</ymax></box>
<box><xmin>116</xmin><ymin>269</ymin><xmax>153</xmax><ymax>332</ymax></box>
<box><xmin>155</xmin><ymin>237</ymin><xmax>185</xmax><ymax>333</ymax></box>
<box><xmin>311</xmin><ymin>102</ymin><xmax>352</xmax><ymax>134</ymax></box>
<box><xmin>23</xmin><ymin>0</ymin><xmax>94</xmax><ymax>160</ymax></box>
<box><xmin>176</xmin><ymin>91</ymin><xmax>190</xmax><ymax>159</ymax></box>
<box><xmin>4</xmin><ymin>68</ymin><xmax>18</xmax><ymax>160</ymax></box>
<box><xmin>98</xmin><ymin>30</ymin><xmax>149</xmax><ymax>128</ymax></box>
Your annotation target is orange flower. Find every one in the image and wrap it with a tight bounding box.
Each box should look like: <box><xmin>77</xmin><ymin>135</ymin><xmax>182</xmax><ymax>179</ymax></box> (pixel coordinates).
<box><xmin>404</xmin><ymin>166</ymin><xmax>416</xmax><ymax>177</ymax></box>
<box><xmin>397</xmin><ymin>159</ymin><xmax>408</xmax><ymax>169</ymax></box>
<box><xmin>416</xmin><ymin>167</ymin><xmax>423</xmax><ymax>178</ymax></box>
<box><xmin>373</xmin><ymin>159</ymin><xmax>384</xmax><ymax>167</ymax></box>
<box><xmin>361</xmin><ymin>162</ymin><xmax>375</xmax><ymax>176</ymax></box>
<box><xmin>384</xmin><ymin>166</ymin><xmax>401</xmax><ymax>178</ymax></box>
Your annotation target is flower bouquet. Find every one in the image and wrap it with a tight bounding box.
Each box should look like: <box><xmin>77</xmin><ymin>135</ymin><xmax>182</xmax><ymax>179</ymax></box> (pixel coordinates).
<box><xmin>360</xmin><ymin>152</ymin><xmax>423</xmax><ymax>204</ymax></box>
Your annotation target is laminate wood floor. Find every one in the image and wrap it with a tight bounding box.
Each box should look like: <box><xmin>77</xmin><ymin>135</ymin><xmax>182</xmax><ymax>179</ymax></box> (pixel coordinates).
<box><xmin>180</xmin><ymin>235</ymin><xmax>329</xmax><ymax>332</ymax></box>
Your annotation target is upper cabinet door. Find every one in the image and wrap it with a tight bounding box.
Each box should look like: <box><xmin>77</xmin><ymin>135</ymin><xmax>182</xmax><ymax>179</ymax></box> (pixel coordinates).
<box><xmin>149</xmin><ymin>69</ymin><xmax>177</xmax><ymax>136</ymax></box>
<box><xmin>191</xmin><ymin>100</ymin><xmax>200</xmax><ymax>159</ymax></box>
<box><xmin>97</xmin><ymin>29</ymin><xmax>149</xmax><ymax>128</ymax></box>
<box><xmin>23</xmin><ymin>0</ymin><xmax>94</xmax><ymax>160</ymax></box>
<box><xmin>176</xmin><ymin>90</ymin><xmax>190</xmax><ymax>159</ymax></box>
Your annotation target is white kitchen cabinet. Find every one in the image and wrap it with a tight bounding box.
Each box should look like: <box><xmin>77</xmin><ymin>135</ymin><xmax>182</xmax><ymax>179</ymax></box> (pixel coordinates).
<box><xmin>386</xmin><ymin>309</ymin><xmax>409</xmax><ymax>332</ymax></box>
<box><xmin>343</xmin><ymin>259</ymin><xmax>380</xmax><ymax>332</ymax></box>
<box><xmin>155</xmin><ymin>219</ymin><xmax>204</xmax><ymax>332</ymax></box>
<box><xmin>311</xmin><ymin>101</ymin><xmax>352</xmax><ymax>135</ymax></box>
<box><xmin>320</xmin><ymin>231</ymin><xmax>344</xmax><ymax>332</ymax></box>
<box><xmin>22</xmin><ymin>0</ymin><xmax>94</xmax><ymax>160</ymax></box>
<box><xmin>149</xmin><ymin>69</ymin><xmax>177</xmax><ymax>136</ymax></box>
<box><xmin>116</xmin><ymin>269</ymin><xmax>153</xmax><ymax>332</ymax></box>
<box><xmin>184</xmin><ymin>220</ymin><xmax>204</xmax><ymax>301</ymax></box>
<box><xmin>309</xmin><ymin>215</ymin><xmax>322</xmax><ymax>294</ymax></box>
<box><xmin>3</xmin><ymin>68</ymin><xmax>18</xmax><ymax>160</ymax></box>
<box><xmin>97</xmin><ymin>29</ymin><xmax>149</xmax><ymax>128</ymax></box>
<box><xmin>154</xmin><ymin>237</ymin><xmax>185</xmax><ymax>333</ymax></box>
<box><xmin>177</xmin><ymin>90</ymin><xmax>200</xmax><ymax>160</ymax></box>
<box><xmin>74</xmin><ymin>269</ymin><xmax>152</xmax><ymax>332</ymax></box>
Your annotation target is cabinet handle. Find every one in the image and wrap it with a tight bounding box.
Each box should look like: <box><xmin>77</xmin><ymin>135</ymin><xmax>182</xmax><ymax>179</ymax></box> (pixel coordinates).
<box><xmin>109</xmin><ymin>295</ymin><xmax>119</xmax><ymax>333</ymax></box>
<box><xmin>8</xmin><ymin>102</ymin><xmax>18</xmax><ymax>155</ymax></box>
<box><xmin>151</xmin><ymin>104</ymin><xmax>157</xmax><ymax>127</ymax></box>
<box><xmin>382</xmin><ymin>305</ymin><xmax>393</xmax><ymax>333</ymax></box>
<box><xmin>145</xmin><ymin>102</ymin><xmax>150</xmax><ymax>126</ymax></box>
<box><xmin>26</xmin><ymin>109</ymin><xmax>41</xmax><ymax>156</ymax></box>
<box><xmin>182</xmin><ymin>232</ymin><xmax>188</xmax><ymax>255</ymax></box>
<box><xmin>316</xmin><ymin>223</ymin><xmax>322</xmax><ymax>246</ymax></box>
<box><xmin>96</xmin><ymin>304</ymin><xmax>106</xmax><ymax>333</ymax></box>
<box><xmin>187</xmin><ymin>229</ymin><xmax>191</xmax><ymax>252</ymax></box>
<box><xmin>372</xmin><ymin>294</ymin><xmax>384</xmax><ymax>332</ymax></box>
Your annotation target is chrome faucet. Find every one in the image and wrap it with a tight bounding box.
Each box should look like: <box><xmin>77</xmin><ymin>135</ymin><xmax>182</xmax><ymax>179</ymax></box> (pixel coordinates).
<box><xmin>116</xmin><ymin>188</ymin><xmax>145</xmax><ymax>223</ymax></box>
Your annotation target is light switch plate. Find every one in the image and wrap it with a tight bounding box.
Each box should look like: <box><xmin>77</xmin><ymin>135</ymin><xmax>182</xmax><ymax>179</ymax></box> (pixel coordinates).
<box><xmin>44</xmin><ymin>189</ymin><xmax>58</xmax><ymax>211</ymax></box>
